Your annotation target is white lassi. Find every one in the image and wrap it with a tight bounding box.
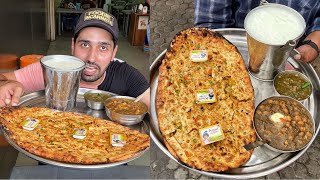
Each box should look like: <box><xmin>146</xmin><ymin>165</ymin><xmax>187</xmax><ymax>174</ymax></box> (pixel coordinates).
<box><xmin>245</xmin><ymin>5</ymin><xmax>305</xmax><ymax>45</ymax></box>
<box><xmin>43</xmin><ymin>58</ymin><xmax>85</xmax><ymax>70</ymax></box>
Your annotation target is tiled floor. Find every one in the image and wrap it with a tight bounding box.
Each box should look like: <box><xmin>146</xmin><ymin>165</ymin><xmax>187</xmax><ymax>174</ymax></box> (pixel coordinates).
<box><xmin>0</xmin><ymin>132</ymin><xmax>19</xmax><ymax>179</ymax></box>
<box><xmin>0</xmin><ymin>30</ymin><xmax>150</xmax><ymax>178</ymax></box>
<box><xmin>0</xmin><ymin>146</ymin><xmax>18</xmax><ymax>178</ymax></box>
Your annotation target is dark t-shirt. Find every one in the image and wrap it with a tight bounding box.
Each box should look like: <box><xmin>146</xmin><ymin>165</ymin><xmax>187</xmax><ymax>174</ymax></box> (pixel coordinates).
<box><xmin>98</xmin><ymin>60</ymin><xmax>149</xmax><ymax>97</ymax></box>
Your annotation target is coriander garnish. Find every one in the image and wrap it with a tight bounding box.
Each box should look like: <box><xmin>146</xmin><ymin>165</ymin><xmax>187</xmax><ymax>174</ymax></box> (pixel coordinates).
<box><xmin>301</xmin><ymin>82</ymin><xmax>311</xmax><ymax>89</ymax></box>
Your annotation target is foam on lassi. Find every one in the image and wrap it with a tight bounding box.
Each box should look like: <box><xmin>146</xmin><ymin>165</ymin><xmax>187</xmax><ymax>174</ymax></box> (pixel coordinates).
<box><xmin>245</xmin><ymin>5</ymin><xmax>305</xmax><ymax>45</ymax></box>
<box><xmin>43</xmin><ymin>58</ymin><xmax>85</xmax><ymax>70</ymax></box>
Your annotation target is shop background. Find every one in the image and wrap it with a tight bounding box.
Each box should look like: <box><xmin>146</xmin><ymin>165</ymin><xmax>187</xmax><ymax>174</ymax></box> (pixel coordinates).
<box><xmin>0</xmin><ymin>0</ymin><xmax>49</xmax><ymax>56</ymax></box>
<box><xmin>149</xmin><ymin>0</ymin><xmax>194</xmax><ymax>63</ymax></box>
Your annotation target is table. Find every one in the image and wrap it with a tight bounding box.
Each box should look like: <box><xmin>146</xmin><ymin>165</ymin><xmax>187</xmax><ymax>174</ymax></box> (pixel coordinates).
<box><xmin>56</xmin><ymin>8</ymin><xmax>84</xmax><ymax>36</ymax></box>
<box><xmin>10</xmin><ymin>165</ymin><xmax>150</xmax><ymax>179</ymax></box>
<box><xmin>112</xmin><ymin>5</ymin><xmax>125</xmax><ymax>20</ymax></box>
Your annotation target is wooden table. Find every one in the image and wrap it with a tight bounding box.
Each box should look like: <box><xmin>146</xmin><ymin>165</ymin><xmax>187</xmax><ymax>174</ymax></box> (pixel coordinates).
<box><xmin>56</xmin><ymin>8</ymin><xmax>84</xmax><ymax>36</ymax></box>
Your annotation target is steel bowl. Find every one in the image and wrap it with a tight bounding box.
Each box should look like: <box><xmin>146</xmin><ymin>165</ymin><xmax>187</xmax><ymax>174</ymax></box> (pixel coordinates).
<box><xmin>273</xmin><ymin>70</ymin><xmax>313</xmax><ymax>102</ymax></box>
<box><xmin>104</xmin><ymin>96</ymin><xmax>148</xmax><ymax>126</ymax></box>
<box><xmin>84</xmin><ymin>90</ymin><xmax>116</xmax><ymax>110</ymax></box>
<box><xmin>252</xmin><ymin>96</ymin><xmax>315</xmax><ymax>153</ymax></box>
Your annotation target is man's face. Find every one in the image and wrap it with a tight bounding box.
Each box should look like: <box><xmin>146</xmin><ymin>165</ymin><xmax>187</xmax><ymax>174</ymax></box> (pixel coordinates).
<box><xmin>72</xmin><ymin>27</ymin><xmax>118</xmax><ymax>82</ymax></box>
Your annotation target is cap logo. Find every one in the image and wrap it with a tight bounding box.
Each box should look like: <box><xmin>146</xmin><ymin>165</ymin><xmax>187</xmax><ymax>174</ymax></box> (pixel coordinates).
<box><xmin>84</xmin><ymin>10</ymin><xmax>114</xmax><ymax>26</ymax></box>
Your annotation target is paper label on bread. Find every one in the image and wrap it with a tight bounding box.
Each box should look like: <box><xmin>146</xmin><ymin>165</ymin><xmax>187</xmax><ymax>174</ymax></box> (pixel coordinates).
<box><xmin>21</xmin><ymin>118</ymin><xmax>40</xmax><ymax>131</ymax></box>
<box><xmin>110</xmin><ymin>133</ymin><xmax>126</xmax><ymax>147</ymax></box>
<box><xmin>190</xmin><ymin>50</ymin><xmax>208</xmax><ymax>62</ymax></box>
<box><xmin>73</xmin><ymin>128</ymin><xmax>87</xmax><ymax>139</ymax></box>
<box><xmin>196</xmin><ymin>89</ymin><xmax>217</xmax><ymax>103</ymax></box>
<box><xmin>199</xmin><ymin>124</ymin><xmax>225</xmax><ymax>145</ymax></box>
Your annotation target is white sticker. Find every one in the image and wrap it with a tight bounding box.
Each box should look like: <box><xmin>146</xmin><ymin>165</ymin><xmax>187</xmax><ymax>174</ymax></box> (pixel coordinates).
<box><xmin>190</xmin><ymin>50</ymin><xmax>208</xmax><ymax>62</ymax></box>
<box><xmin>21</xmin><ymin>118</ymin><xmax>40</xmax><ymax>131</ymax></box>
<box><xmin>110</xmin><ymin>133</ymin><xmax>126</xmax><ymax>147</ymax></box>
<box><xmin>199</xmin><ymin>124</ymin><xmax>224</xmax><ymax>145</ymax></box>
<box><xmin>73</xmin><ymin>128</ymin><xmax>87</xmax><ymax>139</ymax></box>
<box><xmin>196</xmin><ymin>89</ymin><xmax>217</xmax><ymax>104</ymax></box>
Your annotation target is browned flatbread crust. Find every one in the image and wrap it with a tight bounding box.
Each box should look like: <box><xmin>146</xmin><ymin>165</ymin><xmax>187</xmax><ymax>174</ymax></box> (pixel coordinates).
<box><xmin>0</xmin><ymin>107</ymin><xmax>149</xmax><ymax>164</ymax></box>
<box><xmin>156</xmin><ymin>27</ymin><xmax>256</xmax><ymax>172</ymax></box>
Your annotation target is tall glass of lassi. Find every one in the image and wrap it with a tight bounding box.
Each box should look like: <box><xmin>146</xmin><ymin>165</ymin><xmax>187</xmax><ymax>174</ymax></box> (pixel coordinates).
<box><xmin>41</xmin><ymin>55</ymin><xmax>85</xmax><ymax>111</ymax></box>
<box><xmin>244</xmin><ymin>3</ymin><xmax>306</xmax><ymax>80</ymax></box>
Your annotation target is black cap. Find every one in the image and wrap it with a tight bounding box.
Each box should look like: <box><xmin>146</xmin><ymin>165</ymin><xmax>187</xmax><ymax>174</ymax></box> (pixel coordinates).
<box><xmin>75</xmin><ymin>8</ymin><xmax>119</xmax><ymax>43</ymax></box>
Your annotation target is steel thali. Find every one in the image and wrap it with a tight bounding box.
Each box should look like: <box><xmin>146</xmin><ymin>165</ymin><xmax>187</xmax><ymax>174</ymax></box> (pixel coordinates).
<box><xmin>150</xmin><ymin>28</ymin><xmax>320</xmax><ymax>179</ymax></box>
<box><xmin>1</xmin><ymin>88</ymin><xmax>150</xmax><ymax>169</ymax></box>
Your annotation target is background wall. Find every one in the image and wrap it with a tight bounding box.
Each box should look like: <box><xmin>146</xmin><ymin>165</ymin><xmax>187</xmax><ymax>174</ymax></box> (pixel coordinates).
<box><xmin>0</xmin><ymin>0</ymin><xmax>49</xmax><ymax>57</ymax></box>
<box><xmin>149</xmin><ymin>0</ymin><xmax>194</xmax><ymax>63</ymax></box>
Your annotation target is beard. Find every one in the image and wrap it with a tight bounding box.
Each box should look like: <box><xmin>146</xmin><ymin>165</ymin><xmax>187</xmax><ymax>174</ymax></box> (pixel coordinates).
<box><xmin>81</xmin><ymin>61</ymin><xmax>104</xmax><ymax>82</ymax></box>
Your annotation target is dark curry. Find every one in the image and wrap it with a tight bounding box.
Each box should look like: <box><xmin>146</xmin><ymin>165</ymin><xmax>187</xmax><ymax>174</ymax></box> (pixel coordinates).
<box><xmin>105</xmin><ymin>99</ymin><xmax>147</xmax><ymax>115</ymax></box>
<box><xmin>254</xmin><ymin>97</ymin><xmax>314</xmax><ymax>151</ymax></box>
<box><xmin>84</xmin><ymin>93</ymin><xmax>111</xmax><ymax>102</ymax></box>
<box><xmin>274</xmin><ymin>72</ymin><xmax>312</xmax><ymax>101</ymax></box>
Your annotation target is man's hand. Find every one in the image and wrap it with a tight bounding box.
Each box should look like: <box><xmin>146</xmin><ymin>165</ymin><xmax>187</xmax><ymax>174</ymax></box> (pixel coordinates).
<box><xmin>0</xmin><ymin>80</ymin><xmax>24</xmax><ymax>107</ymax></box>
<box><xmin>294</xmin><ymin>44</ymin><xmax>319</xmax><ymax>63</ymax></box>
<box><xmin>294</xmin><ymin>31</ymin><xmax>320</xmax><ymax>63</ymax></box>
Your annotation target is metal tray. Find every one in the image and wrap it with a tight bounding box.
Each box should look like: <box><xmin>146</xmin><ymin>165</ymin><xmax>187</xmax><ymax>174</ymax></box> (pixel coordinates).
<box><xmin>150</xmin><ymin>28</ymin><xmax>320</xmax><ymax>179</ymax></box>
<box><xmin>2</xmin><ymin>88</ymin><xmax>150</xmax><ymax>169</ymax></box>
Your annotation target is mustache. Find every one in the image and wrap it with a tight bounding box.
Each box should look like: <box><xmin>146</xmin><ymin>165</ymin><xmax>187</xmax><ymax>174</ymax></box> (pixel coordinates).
<box><xmin>85</xmin><ymin>62</ymin><xmax>100</xmax><ymax>70</ymax></box>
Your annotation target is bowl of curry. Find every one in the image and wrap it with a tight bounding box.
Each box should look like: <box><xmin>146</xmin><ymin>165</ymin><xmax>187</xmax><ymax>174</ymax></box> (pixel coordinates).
<box><xmin>253</xmin><ymin>96</ymin><xmax>315</xmax><ymax>153</ymax></box>
<box><xmin>104</xmin><ymin>96</ymin><xmax>148</xmax><ymax>125</ymax></box>
<box><xmin>274</xmin><ymin>70</ymin><xmax>312</xmax><ymax>101</ymax></box>
<box><xmin>84</xmin><ymin>90</ymin><xmax>115</xmax><ymax>110</ymax></box>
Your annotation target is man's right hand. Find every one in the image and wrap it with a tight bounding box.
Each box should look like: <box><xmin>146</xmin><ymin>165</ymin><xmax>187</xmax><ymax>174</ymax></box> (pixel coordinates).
<box><xmin>0</xmin><ymin>80</ymin><xmax>24</xmax><ymax>107</ymax></box>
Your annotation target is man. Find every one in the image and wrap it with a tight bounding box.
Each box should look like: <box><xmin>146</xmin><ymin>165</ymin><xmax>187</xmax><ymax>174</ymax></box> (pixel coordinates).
<box><xmin>0</xmin><ymin>8</ymin><xmax>150</xmax><ymax>109</ymax></box>
<box><xmin>194</xmin><ymin>0</ymin><xmax>320</xmax><ymax>63</ymax></box>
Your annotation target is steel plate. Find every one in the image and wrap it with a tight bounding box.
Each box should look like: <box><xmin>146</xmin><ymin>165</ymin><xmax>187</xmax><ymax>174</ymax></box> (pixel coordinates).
<box><xmin>150</xmin><ymin>28</ymin><xmax>320</xmax><ymax>179</ymax></box>
<box><xmin>2</xmin><ymin>88</ymin><xmax>150</xmax><ymax>169</ymax></box>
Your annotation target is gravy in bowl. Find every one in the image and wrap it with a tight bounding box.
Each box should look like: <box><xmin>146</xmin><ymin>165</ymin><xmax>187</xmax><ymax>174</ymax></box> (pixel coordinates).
<box><xmin>254</xmin><ymin>96</ymin><xmax>314</xmax><ymax>151</ymax></box>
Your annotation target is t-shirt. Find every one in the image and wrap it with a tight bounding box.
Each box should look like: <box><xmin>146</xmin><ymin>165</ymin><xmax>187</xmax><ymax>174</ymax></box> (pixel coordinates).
<box><xmin>14</xmin><ymin>59</ymin><xmax>149</xmax><ymax>97</ymax></box>
<box><xmin>98</xmin><ymin>60</ymin><xmax>149</xmax><ymax>97</ymax></box>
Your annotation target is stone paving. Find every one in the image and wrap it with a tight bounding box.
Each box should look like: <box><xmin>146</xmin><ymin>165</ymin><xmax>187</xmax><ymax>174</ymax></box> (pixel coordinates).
<box><xmin>149</xmin><ymin>0</ymin><xmax>195</xmax><ymax>64</ymax></box>
<box><xmin>151</xmin><ymin>138</ymin><xmax>320</xmax><ymax>179</ymax></box>
<box><xmin>150</xmin><ymin>0</ymin><xmax>320</xmax><ymax>179</ymax></box>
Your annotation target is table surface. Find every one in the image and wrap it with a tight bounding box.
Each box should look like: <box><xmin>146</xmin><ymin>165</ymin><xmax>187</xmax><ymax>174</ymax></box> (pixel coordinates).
<box><xmin>56</xmin><ymin>8</ymin><xmax>84</xmax><ymax>36</ymax></box>
<box><xmin>10</xmin><ymin>165</ymin><xmax>150</xmax><ymax>179</ymax></box>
